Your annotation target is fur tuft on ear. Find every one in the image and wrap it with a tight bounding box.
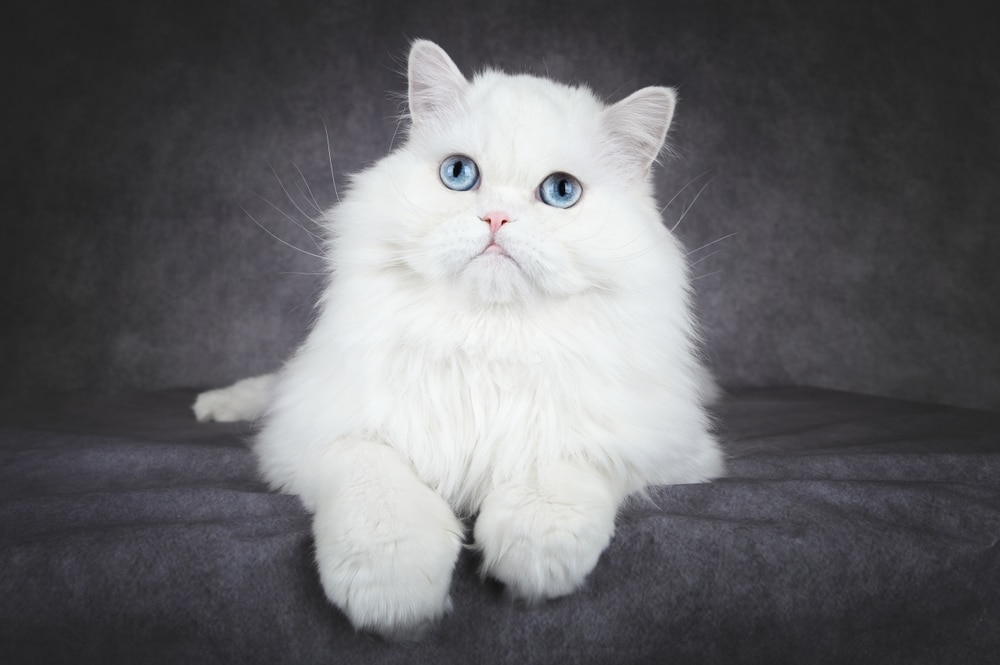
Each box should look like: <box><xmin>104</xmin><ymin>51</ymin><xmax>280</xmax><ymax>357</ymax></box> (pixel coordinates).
<box><xmin>599</xmin><ymin>86</ymin><xmax>677</xmax><ymax>180</ymax></box>
<box><xmin>407</xmin><ymin>40</ymin><xmax>468</xmax><ymax>127</ymax></box>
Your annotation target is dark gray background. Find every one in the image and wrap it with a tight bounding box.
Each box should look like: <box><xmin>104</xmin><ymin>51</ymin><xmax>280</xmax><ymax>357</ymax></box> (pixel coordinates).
<box><xmin>3</xmin><ymin>0</ymin><xmax>998</xmax><ymax>410</ymax></box>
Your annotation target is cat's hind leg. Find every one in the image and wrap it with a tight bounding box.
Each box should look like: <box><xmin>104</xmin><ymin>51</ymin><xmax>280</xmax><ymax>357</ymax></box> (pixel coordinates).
<box><xmin>473</xmin><ymin>460</ymin><xmax>620</xmax><ymax>602</ymax></box>
<box><xmin>312</xmin><ymin>438</ymin><xmax>465</xmax><ymax>642</ymax></box>
<box><xmin>192</xmin><ymin>373</ymin><xmax>277</xmax><ymax>422</ymax></box>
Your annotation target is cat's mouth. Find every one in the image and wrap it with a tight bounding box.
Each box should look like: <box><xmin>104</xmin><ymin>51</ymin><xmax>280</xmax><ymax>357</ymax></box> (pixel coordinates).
<box><xmin>482</xmin><ymin>241</ymin><xmax>507</xmax><ymax>257</ymax></box>
<box><xmin>471</xmin><ymin>237</ymin><xmax>522</xmax><ymax>275</ymax></box>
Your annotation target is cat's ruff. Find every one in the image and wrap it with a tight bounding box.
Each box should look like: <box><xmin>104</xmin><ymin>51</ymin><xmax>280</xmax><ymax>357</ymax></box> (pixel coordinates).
<box><xmin>196</xmin><ymin>40</ymin><xmax>723</xmax><ymax>641</ymax></box>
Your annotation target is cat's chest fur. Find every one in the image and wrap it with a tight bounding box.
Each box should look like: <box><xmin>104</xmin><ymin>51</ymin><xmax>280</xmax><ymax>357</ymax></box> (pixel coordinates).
<box><xmin>314</xmin><ymin>273</ymin><xmax>660</xmax><ymax>511</ymax></box>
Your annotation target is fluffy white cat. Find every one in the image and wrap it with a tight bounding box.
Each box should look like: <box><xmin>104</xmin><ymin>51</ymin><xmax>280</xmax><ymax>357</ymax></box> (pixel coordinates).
<box><xmin>194</xmin><ymin>40</ymin><xmax>723</xmax><ymax>640</ymax></box>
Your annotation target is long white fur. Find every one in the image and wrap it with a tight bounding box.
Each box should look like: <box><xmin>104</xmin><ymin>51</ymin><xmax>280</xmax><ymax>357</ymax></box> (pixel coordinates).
<box><xmin>196</xmin><ymin>40</ymin><xmax>723</xmax><ymax>640</ymax></box>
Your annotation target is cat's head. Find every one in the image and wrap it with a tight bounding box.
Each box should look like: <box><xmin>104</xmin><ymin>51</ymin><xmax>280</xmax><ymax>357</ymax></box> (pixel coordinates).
<box><xmin>338</xmin><ymin>40</ymin><xmax>678</xmax><ymax>305</ymax></box>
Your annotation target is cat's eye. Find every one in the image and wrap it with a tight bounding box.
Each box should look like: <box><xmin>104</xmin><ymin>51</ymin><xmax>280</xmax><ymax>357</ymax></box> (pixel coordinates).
<box><xmin>439</xmin><ymin>155</ymin><xmax>479</xmax><ymax>192</ymax></box>
<box><xmin>538</xmin><ymin>173</ymin><xmax>582</xmax><ymax>208</ymax></box>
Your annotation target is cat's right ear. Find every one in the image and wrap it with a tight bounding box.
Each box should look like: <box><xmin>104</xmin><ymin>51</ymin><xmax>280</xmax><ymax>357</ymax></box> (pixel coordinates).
<box><xmin>599</xmin><ymin>86</ymin><xmax>677</xmax><ymax>181</ymax></box>
<box><xmin>407</xmin><ymin>40</ymin><xmax>468</xmax><ymax>126</ymax></box>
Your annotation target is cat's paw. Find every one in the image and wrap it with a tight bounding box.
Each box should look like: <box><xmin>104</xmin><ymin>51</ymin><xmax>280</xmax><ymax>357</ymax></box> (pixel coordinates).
<box><xmin>192</xmin><ymin>374</ymin><xmax>276</xmax><ymax>422</ymax></box>
<box><xmin>313</xmin><ymin>471</ymin><xmax>465</xmax><ymax>642</ymax></box>
<box><xmin>474</xmin><ymin>462</ymin><xmax>619</xmax><ymax>602</ymax></box>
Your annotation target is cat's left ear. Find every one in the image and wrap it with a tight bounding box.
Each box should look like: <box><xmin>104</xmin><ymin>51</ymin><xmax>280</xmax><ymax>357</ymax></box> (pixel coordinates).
<box><xmin>407</xmin><ymin>40</ymin><xmax>468</xmax><ymax>126</ymax></box>
<box><xmin>599</xmin><ymin>86</ymin><xmax>677</xmax><ymax>180</ymax></box>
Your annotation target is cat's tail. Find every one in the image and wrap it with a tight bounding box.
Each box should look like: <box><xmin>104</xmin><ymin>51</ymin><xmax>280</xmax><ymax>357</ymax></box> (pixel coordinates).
<box><xmin>193</xmin><ymin>373</ymin><xmax>278</xmax><ymax>423</ymax></box>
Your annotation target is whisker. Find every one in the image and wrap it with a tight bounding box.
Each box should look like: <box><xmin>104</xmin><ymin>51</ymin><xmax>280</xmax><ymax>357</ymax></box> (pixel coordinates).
<box><xmin>660</xmin><ymin>170</ymin><xmax>712</xmax><ymax>215</ymax></box>
<box><xmin>602</xmin><ymin>227</ymin><xmax>737</xmax><ymax>266</ymax></box>
<box><xmin>291</xmin><ymin>161</ymin><xmax>324</xmax><ymax>215</ymax></box>
<box><xmin>269</xmin><ymin>162</ymin><xmax>324</xmax><ymax>230</ymax></box>
<box><xmin>322</xmin><ymin>117</ymin><xmax>341</xmax><ymax>203</ymax></box>
<box><xmin>388</xmin><ymin>117</ymin><xmax>405</xmax><ymax>153</ymax></box>
<box><xmin>669</xmin><ymin>177</ymin><xmax>714</xmax><ymax>233</ymax></box>
<box><xmin>691</xmin><ymin>269</ymin><xmax>724</xmax><ymax>281</ymax></box>
<box><xmin>685</xmin><ymin>231</ymin><xmax>740</xmax><ymax>257</ymax></box>
<box><xmin>596</xmin><ymin>237</ymin><xmax>671</xmax><ymax>263</ymax></box>
<box><xmin>239</xmin><ymin>202</ymin><xmax>327</xmax><ymax>261</ymax></box>
<box><xmin>584</xmin><ymin>172</ymin><xmax>718</xmax><ymax>262</ymax></box>
<box><xmin>250</xmin><ymin>191</ymin><xmax>326</xmax><ymax>253</ymax></box>
<box><xmin>687</xmin><ymin>248</ymin><xmax>723</xmax><ymax>269</ymax></box>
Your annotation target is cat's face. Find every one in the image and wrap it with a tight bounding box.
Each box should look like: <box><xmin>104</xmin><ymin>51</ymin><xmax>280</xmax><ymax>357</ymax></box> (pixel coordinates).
<box><xmin>343</xmin><ymin>42</ymin><xmax>677</xmax><ymax>306</ymax></box>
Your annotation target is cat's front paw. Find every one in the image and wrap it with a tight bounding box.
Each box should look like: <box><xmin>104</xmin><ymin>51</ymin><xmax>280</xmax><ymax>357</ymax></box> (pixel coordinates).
<box><xmin>313</xmin><ymin>476</ymin><xmax>464</xmax><ymax>642</ymax></box>
<box><xmin>474</xmin><ymin>462</ymin><xmax>619</xmax><ymax>602</ymax></box>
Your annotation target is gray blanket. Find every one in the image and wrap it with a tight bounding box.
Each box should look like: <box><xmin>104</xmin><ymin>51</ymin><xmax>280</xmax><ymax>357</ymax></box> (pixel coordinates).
<box><xmin>2</xmin><ymin>387</ymin><xmax>998</xmax><ymax>664</ymax></box>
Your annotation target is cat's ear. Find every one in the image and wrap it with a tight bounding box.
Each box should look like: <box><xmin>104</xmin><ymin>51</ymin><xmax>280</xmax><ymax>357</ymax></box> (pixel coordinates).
<box><xmin>599</xmin><ymin>86</ymin><xmax>677</xmax><ymax>180</ymax></box>
<box><xmin>407</xmin><ymin>40</ymin><xmax>468</xmax><ymax>126</ymax></box>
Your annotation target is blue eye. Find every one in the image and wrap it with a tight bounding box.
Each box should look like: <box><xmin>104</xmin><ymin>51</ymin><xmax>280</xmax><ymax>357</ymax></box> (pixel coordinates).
<box><xmin>538</xmin><ymin>173</ymin><xmax>582</xmax><ymax>208</ymax></box>
<box><xmin>439</xmin><ymin>155</ymin><xmax>479</xmax><ymax>191</ymax></box>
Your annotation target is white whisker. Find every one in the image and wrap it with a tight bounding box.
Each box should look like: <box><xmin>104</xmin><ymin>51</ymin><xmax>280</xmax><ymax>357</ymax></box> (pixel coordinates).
<box><xmin>269</xmin><ymin>162</ymin><xmax>325</xmax><ymax>233</ymax></box>
<box><xmin>691</xmin><ymin>269</ymin><xmax>724</xmax><ymax>281</ymax></box>
<box><xmin>388</xmin><ymin>117</ymin><xmax>405</xmax><ymax>153</ymax></box>
<box><xmin>291</xmin><ymin>161</ymin><xmax>324</xmax><ymax>215</ymax></box>
<box><xmin>687</xmin><ymin>249</ymin><xmax>723</xmax><ymax>269</ymax></box>
<box><xmin>669</xmin><ymin>176</ymin><xmax>714</xmax><ymax>233</ymax></box>
<box><xmin>322</xmin><ymin>118</ymin><xmax>341</xmax><ymax>203</ymax></box>
<box><xmin>685</xmin><ymin>232</ymin><xmax>740</xmax><ymax>257</ymax></box>
<box><xmin>251</xmin><ymin>191</ymin><xmax>326</xmax><ymax>253</ymax></box>
<box><xmin>240</xmin><ymin>202</ymin><xmax>326</xmax><ymax>261</ymax></box>
<box><xmin>660</xmin><ymin>170</ymin><xmax>711</xmax><ymax>215</ymax></box>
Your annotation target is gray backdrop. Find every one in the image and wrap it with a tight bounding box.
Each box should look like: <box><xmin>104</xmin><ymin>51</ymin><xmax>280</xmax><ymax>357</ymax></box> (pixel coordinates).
<box><xmin>3</xmin><ymin>0</ymin><xmax>998</xmax><ymax>411</ymax></box>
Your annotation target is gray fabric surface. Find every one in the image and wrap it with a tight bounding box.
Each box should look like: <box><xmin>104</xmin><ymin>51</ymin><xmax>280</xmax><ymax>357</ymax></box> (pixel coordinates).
<box><xmin>3</xmin><ymin>0</ymin><xmax>999</xmax><ymax>410</ymax></box>
<box><xmin>2</xmin><ymin>387</ymin><xmax>998</xmax><ymax>664</ymax></box>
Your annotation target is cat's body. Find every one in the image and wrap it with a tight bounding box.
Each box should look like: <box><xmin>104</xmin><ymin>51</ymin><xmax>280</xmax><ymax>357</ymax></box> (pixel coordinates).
<box><xmin>195</xmin><ymin>41</ymin><xmax>723</xmax><ymax>640</ymax></box>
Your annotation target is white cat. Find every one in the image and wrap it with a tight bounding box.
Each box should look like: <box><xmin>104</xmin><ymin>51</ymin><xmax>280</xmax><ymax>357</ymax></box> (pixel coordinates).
<box><xmin>194</xmin><ymin>40</ymin><xmax>723</xmax><ymax>641</ymax></box>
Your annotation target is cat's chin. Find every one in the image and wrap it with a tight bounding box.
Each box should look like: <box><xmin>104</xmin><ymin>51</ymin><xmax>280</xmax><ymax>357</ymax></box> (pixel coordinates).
<box><xmin>460</xmin><ymin>253</ymin><xmax>532</xmax><ymax>305</ymax></box>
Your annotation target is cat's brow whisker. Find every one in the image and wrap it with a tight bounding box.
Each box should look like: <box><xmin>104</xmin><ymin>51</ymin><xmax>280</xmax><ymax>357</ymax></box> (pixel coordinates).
<box><xmin>322</xmin><ymin>118</ymin><xmax>341</xmax><ymax>203</ymax></box>
<box><xmin>668</xmin><ymin>177</ymin><xmax>714</xmax><ymax>233</ymax></box>
<box><xmin>660</xmin><ymin>170</ymin><xmax>712</xmax><ymax>215</ymax></box>
<box><xmin>251</xmin><ymin>191</ymin><xmax>327</xmax><ymax>253</ymax></box>
<box><xmin>606</xmin><ymin>81</ymin><xmax>632</xmax><ymax>104</ymax></box>
<box><xmin>240</xmin><ymin>201</ymin><xmax>327</xmax><ymax>261</ymax></box>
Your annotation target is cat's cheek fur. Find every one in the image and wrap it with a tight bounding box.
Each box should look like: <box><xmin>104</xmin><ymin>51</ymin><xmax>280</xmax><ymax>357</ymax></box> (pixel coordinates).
<box><xmin>473</xmin><ymin>461</ymin><xmax>620</xmax><ymax>601</ymax></box>
<box><xmin>311</xmin><ymin>438</ymin><xmax>465</xmax><ymax>642</ymax></box>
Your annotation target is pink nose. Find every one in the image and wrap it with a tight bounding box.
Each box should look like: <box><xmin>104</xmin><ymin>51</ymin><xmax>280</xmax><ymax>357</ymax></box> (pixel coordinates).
<box><xmin>482</xmin><ymin>211</ymin><xmax>510</xmax><ymax>234</ymax></box>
